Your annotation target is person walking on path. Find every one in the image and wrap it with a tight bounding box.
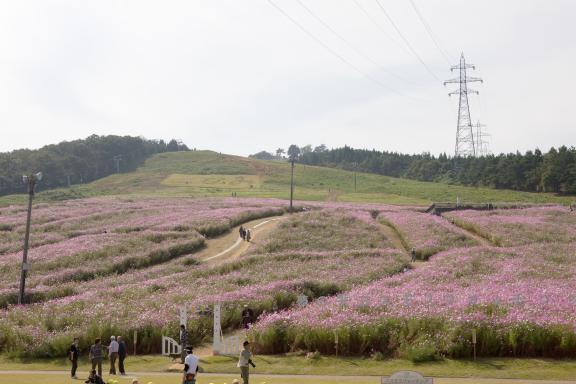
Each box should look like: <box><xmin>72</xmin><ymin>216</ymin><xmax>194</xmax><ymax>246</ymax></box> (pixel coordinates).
<box><xmin>117</xmin><ymin>336</ymin><xmax>127</xmax><ymax>375</ymax></box>
<box><xmin>245</xmin><ymin>229</ymin><xmax>251</xmax><ymax>242</ymax></box>
<box><xmin>183</xmin><ymin>347</ymin><xmax>199</xmax><ymax>384</ymax></box>
<box><xmin>89</xmin><ymin>338</ymin><xmax>103</xmax><ymax>378</ymax></box>
<box><xmin>237</xmin><ymin>341</ymin><xmax>256</xmax><ymax>384</ymax></box>
<box><xmin>69</xmin><ymin>337</ymin><xmax>80</xmax><ymax>379</ymax></box>
<box><xmin>239</xmin><ymin>226</ymin><xmax>245</xmax><ymax>240</ymax></box>
<box><xmin>180</xmin><ymin>324</ymin><xmax>188</xmax><ymax>364</ymax></box>
<box><xmin>411</xmin><ymin>248</ymin><xmax>417</xmax><ymax>262</ymax></box>
<box><xmin>108</xmin><ymin>336</ymin><xmax>119</xmax><ymax>375</ymax></box>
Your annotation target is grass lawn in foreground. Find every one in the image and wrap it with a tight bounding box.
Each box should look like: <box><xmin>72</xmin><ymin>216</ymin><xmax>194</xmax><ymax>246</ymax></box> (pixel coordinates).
<box><xmin>2</xmin><ymin>374</ymin><xmax>576</xmax><ymax>384</ymax></box>
<box><xmin>2</xmin><ymin>355</ymin><xmax>576</xmax><ymax>381</ymax></box>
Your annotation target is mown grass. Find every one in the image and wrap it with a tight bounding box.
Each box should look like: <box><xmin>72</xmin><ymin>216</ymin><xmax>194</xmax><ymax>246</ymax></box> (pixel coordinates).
<box><xmin>1</xmin><ymin>150</ymin><xmax>573</xmax><ymax>207</ymax></box>
<box><xmin>2</xmin><ymin>354</ymin><xmax>576</xmax><ymax>381</ymax></box>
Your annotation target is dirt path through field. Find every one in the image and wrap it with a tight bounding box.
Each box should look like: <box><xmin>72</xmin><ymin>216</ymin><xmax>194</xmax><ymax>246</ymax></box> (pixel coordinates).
<box><xmin>439</xmin><ymin>215</ymin><xmax>494</xmax><ymax>246</ymax></box>
<box><xmin>195</xmin><ymin>216</ymin><xmax>285</xmax><ymax>266</ymax></box>
<box><xmin>376</xmin><ymin>222</ymin><xmax>408</xmax><ymax>252</ymax></box>
<box><xmin>375</xmin><ymin>221</ymin><xmax>426</xmax><ymax>270</ymax></box>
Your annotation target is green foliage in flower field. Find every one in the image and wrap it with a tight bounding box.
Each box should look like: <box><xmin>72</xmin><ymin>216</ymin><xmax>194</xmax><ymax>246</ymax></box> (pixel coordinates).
<box><xmin>1</xmin><ymin>150</ymin><xmax>573</xmax><ymax>206</ymax></box>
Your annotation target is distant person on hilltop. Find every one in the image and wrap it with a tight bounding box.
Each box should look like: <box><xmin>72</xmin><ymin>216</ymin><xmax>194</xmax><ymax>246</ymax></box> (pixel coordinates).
<box><xmin>69</xmin><ymin>337</ymin><xmax>80</xmax><ymax>379</ymax></box>
<box><xmin>108</xmin><ymin>336</ymin><xmax>119</xmax><ymax>375</ymax></box>
<box><xmin>118</xmin><ymin>336</ymin><xmax>127</xmax><ymax>375</ymax></box>
<box><xmin>89</xmin><ymin>338</ymin><xmax>103</xmax><ymax>377</ymax></box>
<box><xmin>180</xmin><ymin>324</ymin><xmax>188</xmax><ymax>364</ymax></box>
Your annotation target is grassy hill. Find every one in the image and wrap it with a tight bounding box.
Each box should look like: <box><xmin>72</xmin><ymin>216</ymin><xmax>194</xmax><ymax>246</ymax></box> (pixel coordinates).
<box><xmin>1</xmin><ymin>150</ymin><xmax>574</xmax><ymax>206</ymax></box>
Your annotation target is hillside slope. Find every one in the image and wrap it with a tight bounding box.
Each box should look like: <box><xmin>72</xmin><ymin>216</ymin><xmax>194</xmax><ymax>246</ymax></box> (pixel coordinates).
<box><xmin>1</xmin><ymin>150</ymin><xmax>573</xmax><ymax>206</ymax></box>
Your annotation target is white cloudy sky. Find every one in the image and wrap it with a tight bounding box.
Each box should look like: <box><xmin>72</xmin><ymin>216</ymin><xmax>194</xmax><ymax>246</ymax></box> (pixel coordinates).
<box><xmin>0</xmin><ymin>0</ymin><xmax>574</xmax><ymax>156</ymax></box>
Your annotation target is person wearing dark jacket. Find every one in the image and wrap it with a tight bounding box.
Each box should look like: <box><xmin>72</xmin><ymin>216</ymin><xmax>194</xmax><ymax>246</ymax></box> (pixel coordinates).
<box><xmin>241</xmin><ymin>305</ymin><xmax>254</xmax><ymax>329</ymax></box>
<box><xmin>69</xmin><ymin>337</ymin><xmax>80</xmax><ymax>379</ymax></box>
<box><xmin>180</xmin><ymin>324</ymin><xmax>188</xmax><ymax>363</ymax></box>
<box><xmin>118</xmin><ymin>336</ymin><xmax>127</xmax><ymax>375</ymax></box>
<box><xmin>85</xmin><ymin>369</ymin><xmax>105</xmax><ymax>384</ymax></box>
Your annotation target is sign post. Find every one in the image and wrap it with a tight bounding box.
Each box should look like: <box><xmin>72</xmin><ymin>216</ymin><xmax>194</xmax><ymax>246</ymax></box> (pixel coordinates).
<box><xmin>472</xmin><ymin>329</ymin><xmax>477</xmax><ymax>361</ymax></box>
<box><xmin>334</xmin><ymin>332</ymin><xmax>339</xmax><ymax>357</ymax></box>
<box><xmin>180</xmin><ymin>307</ymin><xmax>187</xmax><ymax>327</ymax></box>
<box><xmin>213</xmin><ymin>304</ymin><xmax>222</xmax><ymax>355</ymax></box>
<box><xmin>133</xmin><ymin>330</ymin><xmax>137</xmax><ymax>356</ymax></box>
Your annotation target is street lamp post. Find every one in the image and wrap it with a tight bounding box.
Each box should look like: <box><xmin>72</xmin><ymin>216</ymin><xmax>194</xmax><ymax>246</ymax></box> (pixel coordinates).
<box><xmin>289</xmin><ymin>159</ymin><xmax>295</xmax><ymax>212</ymax></box>
<box><xmin>352</xmin><ymin>162</ymin><xmax>358</xmax><ymax>193</ymax></box>
<box><xmin>18</xmin><ymin>172</ymin><xmax>42</xmax><ymax>305</ymax></box>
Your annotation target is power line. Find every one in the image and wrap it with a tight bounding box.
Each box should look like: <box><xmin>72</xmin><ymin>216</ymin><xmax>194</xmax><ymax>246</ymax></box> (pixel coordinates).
<box><xmin>295</xmin><ymin>0</ymin><xmax>414</xmax><ymax>85</ymax></box>
<box><xmin>350</xmin><ymin>0</ymin><xmax>412</xmax><ymax>58</ymax></box>
<box><xmin>374</xmin><ymin>0</ymin><xmax>440</xmax><ymax>81</ymax></box>
<box><xmin>408</xmin><ymin>0</ymin><xmax>453</xmax><ymax>65</ymax></box>
<box><xmin>267</xmin><ymin>0</ymin><xmax>409</xmax><ymax>97</ymax></box>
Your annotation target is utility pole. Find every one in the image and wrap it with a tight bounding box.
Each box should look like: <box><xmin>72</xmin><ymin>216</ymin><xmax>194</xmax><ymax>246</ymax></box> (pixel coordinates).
<box><xmin>352</xmin><ymin>162</ymin><xmax>358</xmax><ymax>192</ymax></box>
<box><xmin>113</xmin><ymin>155</ymin><xmax>122</xmax><ymax>174</ymax></box>
<box><xmin>289</xmin><ymin>159</ymin><xmax>295</xmax><ymax>212</ymax></box>
<box><xmin>287</xmin><ymin>145</ymin><xmax>301</xmax><ymax>212</ymax></box>
<box><xmin>18</xmin><ymin>172</ymin><xmax>42</xmax><ymax>305</ymax></box>
<box><xmin>444</xmin><ymin>53</ymin><xmax>483</xmax><ymax>158</ymax></box>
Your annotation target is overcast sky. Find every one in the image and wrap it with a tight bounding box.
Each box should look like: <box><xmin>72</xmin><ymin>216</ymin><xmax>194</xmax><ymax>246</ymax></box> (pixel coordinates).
<box><xmin>0</xmin><ymin>0</ymin><xmax>574</xmax><ymax>156</ymax></box>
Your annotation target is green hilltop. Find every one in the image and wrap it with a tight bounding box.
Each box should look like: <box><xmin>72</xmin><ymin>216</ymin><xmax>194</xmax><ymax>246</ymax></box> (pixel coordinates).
<box><xmin>1</xmin><ymin>150</ymin><xmax>573</xmax><ymax>206</ymax></box>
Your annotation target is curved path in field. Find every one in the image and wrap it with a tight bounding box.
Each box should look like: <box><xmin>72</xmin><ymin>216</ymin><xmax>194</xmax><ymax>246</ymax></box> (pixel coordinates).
<box><xmin>195</xmin><ymin>215</ymin><xmax>285</xmax><ymax>266</ymax></box>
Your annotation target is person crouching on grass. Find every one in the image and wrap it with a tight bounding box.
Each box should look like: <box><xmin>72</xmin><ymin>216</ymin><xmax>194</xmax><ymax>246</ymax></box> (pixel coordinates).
<box><xmin>85</xmin><ymin>369</ymin><xmax>105</xmax><ymax>384</ymax></box>
<box><xmin>237</xmin><ymin>341</ymin><xmax>256</xmax><ymax>384</ymax></box>
<box><xmin>183</xmin><ymin>347</ymin><xmax>199</xmax><ymax>384</ymax></box>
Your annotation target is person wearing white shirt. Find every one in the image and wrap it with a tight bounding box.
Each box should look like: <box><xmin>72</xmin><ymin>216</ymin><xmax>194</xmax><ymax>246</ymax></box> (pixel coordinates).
<box><xmin>237</xmin><ymin>341</ymin><xmax>256</xmax><ymax>384</ymax></box>
<box><xmin>183</xmin><ymin>347</ymin><xmax>199</xmax><ymax>384</ymax></box>
<box><xmin>108</xmin><ymin>336</ymin><xmax>119</xmax><ymax>375</ymax></box>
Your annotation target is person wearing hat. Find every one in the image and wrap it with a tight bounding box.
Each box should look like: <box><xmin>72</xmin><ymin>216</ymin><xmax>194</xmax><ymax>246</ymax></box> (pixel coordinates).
<box><xmin>183</xmin><ymin>347</ymin><xmax>199</xmax><ymax>384</ymax></box>
<box><xmin>237</xmin><ymin>341</ymin><xmax>255</xmax><ymax>384</ymax></box>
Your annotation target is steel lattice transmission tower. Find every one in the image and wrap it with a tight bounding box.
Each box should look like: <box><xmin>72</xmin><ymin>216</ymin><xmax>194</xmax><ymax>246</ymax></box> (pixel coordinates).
<box><xmin>475</xmin><ymin>120</ymin><xmax>491</xmax><ymax>157</ymax></box>
<box><xmin>444</xmin><ymin>53</ymin><xmax>483</xmax><ymax>157</ymax></box>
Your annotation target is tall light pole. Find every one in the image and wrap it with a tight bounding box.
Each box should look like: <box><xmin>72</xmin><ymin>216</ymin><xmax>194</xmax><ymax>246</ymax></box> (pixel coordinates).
<box><xmin>352</xmin><ymin>162</ymin><xmax>358</xmax><ymax>193</ymax></box>
<box><xmin>287</xmin><ymin>145</ymin><xmax>301</xmax><ymax>212</ymax></box>
<box><xmin>18</xmin><ymin>172</ymin><xmax>42</xmax><ymax>305</ymax></box>
<box><xmin>113</xmin><ymin>155</ymin><xmax>122</xmax><ymax>174</ymax></box>
<box><xmin>289</xmin><ymin>159</ymin><xmax>295</xmax><ymax>212</ymax></box>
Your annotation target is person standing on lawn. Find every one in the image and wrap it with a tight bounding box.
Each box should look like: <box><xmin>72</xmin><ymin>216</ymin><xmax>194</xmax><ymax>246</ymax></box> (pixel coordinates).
<box><xmin>108</xmin><ymin>336</ymin><xmax>119</xmax><ymax>375</ymax></box>
<box><xmin>69</xmin><ymin>337</ymin><xmax>80</xmax><ymax>379</ymax></box>
<box><xmin>117</xmin><ymin>336</ymin><xmax>127</xmax><ymax>375</ymax></box>
<box><xmin>237</xmin><ymin>341</ymin><xmax>256</xmax><ymax>384</ymax></box>
<box><xmin>180</xmin><ymin>324</ymin><xmax>188</xmax><ymax>363</ymax></box>
<box><xmin>89</xmin><ymin>338</ymin><xmax>103</xmax><ymax>377</ymax></box>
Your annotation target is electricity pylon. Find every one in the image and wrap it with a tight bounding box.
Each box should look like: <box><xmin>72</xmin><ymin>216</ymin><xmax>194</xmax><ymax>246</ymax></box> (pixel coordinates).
<box><xmin>475</xmin><ymin>120</ymin><xmax>491</xmax><ymax>157</ymax></box>
<box><xmin>444</xmin><ymin>53</ymin><xmax>483</xmax><ymax>158</ymax></box>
